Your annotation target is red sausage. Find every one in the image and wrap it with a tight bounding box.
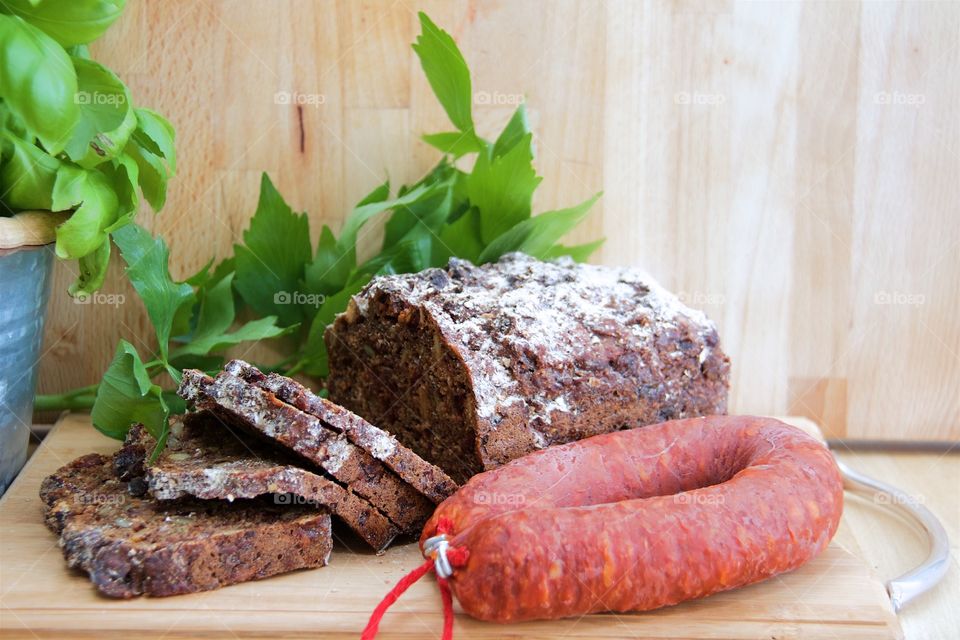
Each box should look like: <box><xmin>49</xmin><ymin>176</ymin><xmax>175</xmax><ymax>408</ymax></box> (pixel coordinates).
<box><xmin>420</xmin><ymin>415</ymin><xmax>843</xmax><ymax>623</ymax></box>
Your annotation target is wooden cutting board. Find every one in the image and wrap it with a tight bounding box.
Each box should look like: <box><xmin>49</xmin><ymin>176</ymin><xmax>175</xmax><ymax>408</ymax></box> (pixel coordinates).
<box><xmin>0</xmin><ymin>415</ymin><xmax>903</xmax><ymax>639</ymax></box>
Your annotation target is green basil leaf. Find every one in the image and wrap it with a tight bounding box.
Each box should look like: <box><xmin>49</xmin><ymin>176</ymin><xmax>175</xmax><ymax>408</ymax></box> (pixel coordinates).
<box><xmin>124</xmin><ymin>136</ymin><xmax>168</xmax><ymax>211</ymax></box>
<box><xmin>0</xmin><ymin>14</ymin><xmax>79</xmax><ymax>154</ymax></box>
<box><xmin>412</xmin><ymin>12</ymin><xmax>474</xmax><ymax>133</ymax></box>
<box><xmin>113</xmin><ymin>223</ymin><xmax>195</xmax><ymax>360</ymax></box>
<box><xmin>0</xmin><ymin>131</ymin><xmax>59</xmax><ymax>210</ymax></box>
<box><xmin>468</xmin><ymin>133</ymin><xmax>541</xmax><ymax>244</ymax></box>
<box><xmin>422</xmin><ymin>131</ymin><xmax>485</xmax><ymax>158</ymax></box>
<box><xmin>2</xmin><ymin>0</ymin><xmax>127</xmax><ymax>47</ymax></box>
<box><xmin>478</xmin><ymin>192</ymin><xmax>602</xmax><ymax>263</ymax></box>
<box><xmin>132</xmin><ymin>107</ymin><xmax>176</xmax><ymax>172</ymax></box>
<box><xmin>100</xmin><ymin>152</ymin><xmax>139</xmax><ymax>231</ymax></box>
<box><xmin>69</xmin><ymin>235</ymin><xmax>111</xmax><ymax>296</ymax></box>
<box><xmin>63</xmin><ymin>57</ymin><xmax>135</xmax><ymax>168</ymax></box>
<box><xmin>0</xmin><ymin>97</ymin><xmax>29</xmax><ymax>138</ymax></box>
<box><xmin>492</xmin><ymin>103</ymin><xmax>530</xmax><ymax>158</ymax></box>
<box><xmin>233</xmin><ymin>173</ymin><xmax>312</xmax><ymax>327</ymax></box>
<box><xmin>52</xmin><ymin>165</ymin><xmax>119</xmax><ymax>259</ymax></box>
<box><xmin>91</xmin><ymin>339</ymin><xmax>168</xmax><ymax>441</ymax></box>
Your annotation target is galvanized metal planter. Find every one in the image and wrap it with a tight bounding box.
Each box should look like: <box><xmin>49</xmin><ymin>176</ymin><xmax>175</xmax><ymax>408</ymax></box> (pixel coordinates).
<box><xmin>0</xmin><ymin>212</ymin><xmax>60</xmax><ymax>496</ymax></box>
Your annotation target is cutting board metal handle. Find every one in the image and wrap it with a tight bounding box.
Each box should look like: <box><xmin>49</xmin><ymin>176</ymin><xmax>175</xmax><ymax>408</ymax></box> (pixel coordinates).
<box><xmin>837</xmin><ymin>459</ymin><xmax>950</xmax><ymax>612</ymax></box>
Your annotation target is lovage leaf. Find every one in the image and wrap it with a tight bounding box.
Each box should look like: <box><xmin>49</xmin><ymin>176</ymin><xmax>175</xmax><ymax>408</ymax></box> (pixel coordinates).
<box><xmin>542</xmin><ymin>238</ymin><xmax>606</xmax><ymax>263</ymax></box>
<box><xmin>233</xmin><ymin>173</ymin><xmax>312</xmax><ymax>327</ymax></box>
<box><xmin>422</xmin><ymin>131</ymin><xmax>485</xmax><ymax>158</ymax></box>
<box><xmin>170</xmin><ymin>273</ymin><xmax>289</xmax><ymax>358</ymax></box>
<box><xmin>468</xmin><ymin>133</ymin><xmax>541</xmax><ymax>244</ymax></box>
<box><xmin>413</xmin><ymin>12</ymin><xmax>474</xmax><ymax>134</ymax></box>
<box><xmin>113</xmin><ymin>223</ymin><xmax>195</xmax><ymax>359</ymax></box>
<box><xmin>478</xmin><ymin>192</ymin><xmax>602</xmax><ymax>263</ymax></box>
<box><xmin>492</xmin><ymin>103</ymin><xmax>531</xmax><ymax>159</ymax></box>
<box><xmin>91</xmin><ymin>339</ymin><xmax>168</xmax><ymax>441</ymax></box>
<box><xmin>0</xmin><ymin>14</ymin><xmax>79</xmax><ymax>154</ymax></box>
<box><xmin>302</xmin><ymin>224</ymin><xmax>346</xmax><ymax>297</ymax></box>
<box><xmin>382</xmin><ymin>169</ymin><xmax>454</xmax><ymax>250</ymax></box>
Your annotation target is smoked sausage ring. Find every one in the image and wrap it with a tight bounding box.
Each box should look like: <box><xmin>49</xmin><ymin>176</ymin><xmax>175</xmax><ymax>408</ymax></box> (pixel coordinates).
<box><xmin>420</xmin><ymin>415</ymin><xmax>844</xmax><ymax>622</ymax></box>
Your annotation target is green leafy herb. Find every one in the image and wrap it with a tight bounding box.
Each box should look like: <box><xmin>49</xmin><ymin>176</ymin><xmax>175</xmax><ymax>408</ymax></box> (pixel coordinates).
<box><xmin>1</xmin><ymin>0</ymin><xmax>128</xmax><ymax>48</ymax></box>
<box><xmin>91</xmin><ymin>339</ymin><xmax>169</xmax><ymax>441</ymax></box>
<box><xmin>233</xmin><ymin>174</ymin><xmax>313</xmax><ymax>327</ymax></box>
<box><xmin>468</xmin><ymin>133</ymin><xmax>542</xmax><ymax>243</ymax></box>
<box><xmin>412</xmin><ymin>12</ymin><xmax>476</xmax><ymax>135</ymax></box>
<box><xmin>113</xmin><ymin>223</ymin><xmax>195</xmax><ymax>359</ymax></box>
<box><xmin>63</xmin><ymin>56</ymin><xmax>136</xmax><ymax>168</ymax></box>
<box><xmin>0</xmin><ymin>2</ymin><xmax>175</xmax><ymax>295</ymax></box>
<box><xmin>0</xmin><ymin>14</ymin><xmax>79</xmax><ymax>154</ymax></box>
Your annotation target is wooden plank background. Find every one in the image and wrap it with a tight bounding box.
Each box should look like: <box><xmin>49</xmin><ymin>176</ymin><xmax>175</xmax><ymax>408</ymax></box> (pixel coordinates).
<box><xmin>35</xmin><ymin>0</ymin><xmax>960</xmax><ymax>441</ymax></box>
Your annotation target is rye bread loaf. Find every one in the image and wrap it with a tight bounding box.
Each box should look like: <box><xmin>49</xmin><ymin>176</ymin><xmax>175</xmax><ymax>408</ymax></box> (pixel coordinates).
<box><xmin>40</xmin><ymin>453</ymin><xmax>332</xmax><ymax>598</ymax></box>
<box><xmin>122</xmin><ymin>415</ymin><xmax>399</xmax><ymax>551</ymax></box>
<box><xmin>176</xmin><ymin>370</ymin><xmax>433</xmax><ymax>533</ymax></box>
<box><xmin>325</xmin><ymin>253</ymin><xmax>731</xmax><ymax>482</ymax></box>
<box><xmin>224</xmin><ymin>359</ymin><xmax>458</xmax><ymax>504</ymax></box>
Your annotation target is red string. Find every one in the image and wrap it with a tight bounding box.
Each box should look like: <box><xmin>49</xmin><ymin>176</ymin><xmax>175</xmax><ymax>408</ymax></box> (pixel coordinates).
<box><xmin>360</xmin><ymin>558</ymin><xmax>433</xmax><ymax>640</ymax></box>
<box><xmin>361</xmin><ymin>518</ymin><xmax>469</xmax><ymax>640</ymax></box>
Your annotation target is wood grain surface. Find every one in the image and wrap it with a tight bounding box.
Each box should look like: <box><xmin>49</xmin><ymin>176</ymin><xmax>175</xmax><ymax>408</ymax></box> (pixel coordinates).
<box><xmin>34</xmin><ymin>1</ymin><xmax>960</xmax><ymax>441</ymax></box>
<box><xmin>0</xmin><ymin>414</ymin><xmax>906</xmax><ymax>639</ymax></box>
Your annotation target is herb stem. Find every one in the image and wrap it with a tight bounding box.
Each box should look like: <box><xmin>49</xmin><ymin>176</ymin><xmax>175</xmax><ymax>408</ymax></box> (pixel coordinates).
<box><xmin>34</xmin><ymin>392</ymin><xmax>98</xmax><ymax>412</ymax></box>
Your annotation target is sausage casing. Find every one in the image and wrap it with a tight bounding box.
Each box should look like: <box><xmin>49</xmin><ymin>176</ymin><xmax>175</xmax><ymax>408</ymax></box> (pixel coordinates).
<box><xmin>420</xmin><ymin>416</ymin><xmax>843</xmax><ymax>622</ymax></box>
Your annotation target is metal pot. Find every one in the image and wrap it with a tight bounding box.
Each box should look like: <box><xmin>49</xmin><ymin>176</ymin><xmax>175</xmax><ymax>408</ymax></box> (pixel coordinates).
<box><xmin>0</xmin><ymin>212</ymin><xmax>61</xmax><ymax>495</ymax></box>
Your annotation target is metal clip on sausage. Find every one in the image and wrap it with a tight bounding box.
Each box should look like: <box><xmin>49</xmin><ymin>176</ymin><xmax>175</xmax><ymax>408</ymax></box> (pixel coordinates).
<box><xmin>423</xmin><ymin>533</ymin><xmax>453</xmax><ymax>578</ymax></box>
<box><xmin>836</xmin><ymin>460</ymin><xmax>950</xmax><ymax>612</ymax></box>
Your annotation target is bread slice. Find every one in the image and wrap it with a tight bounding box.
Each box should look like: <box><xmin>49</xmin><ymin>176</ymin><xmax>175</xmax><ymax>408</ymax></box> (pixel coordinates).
<box><xmin>224</xmin><ymin>360</ymin><xmax>458</xmax><ymax>504</ymax></box>
<box><xmin>120</xmin><ymin>414</ymin><xmax>399</xmax><ymax>551</ymax></box>
<box><xmin>176</xmin><ymin>369</ymin><xmax>433</xmax><ymax>533</ymax></box>
<box><xmin>40</xmin><ymin>453</ymin><xmax>332</xmax><ymax>598</ymax></box>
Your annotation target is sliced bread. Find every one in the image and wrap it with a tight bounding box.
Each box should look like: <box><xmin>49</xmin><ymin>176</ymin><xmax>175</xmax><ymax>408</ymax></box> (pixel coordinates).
<box><xmin>120</xmin><ymin>415</ymin><xmax>399</xmax><ymax>551</ymax></box>
<box><xmin>224</xmin><ymin>359</ymin><xmax>458</xmax><ymax>504</ymax></box>
<box><xmin>177</xmin><ymin>369</ymin><xmax>433</xmax><ymax>533</ymax></box>
<box><xmin>40</xmin><ymin>453</ymin><xmax>332</xmax><ymax>598</ymax></box>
